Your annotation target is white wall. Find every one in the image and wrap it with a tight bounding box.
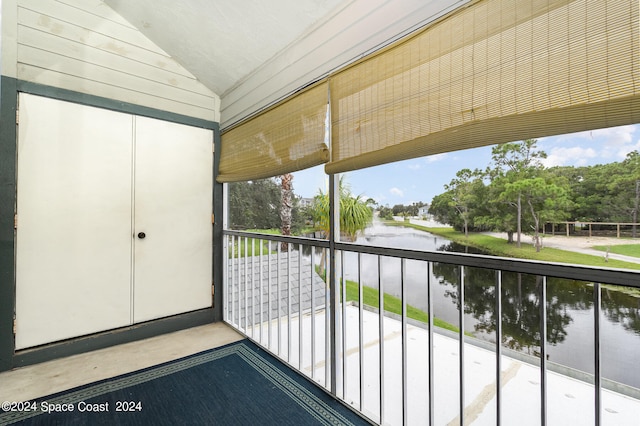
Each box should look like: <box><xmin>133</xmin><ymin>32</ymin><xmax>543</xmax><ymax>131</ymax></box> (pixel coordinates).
<box><xmin>1</xmin><ymin>0</ymin><xmax>18</xmax><ymax>78</ymax></box>
<box><xmin>9</xmin><ymin>0</ymin><xmax>219</xmax><ymax>121</ymax></box>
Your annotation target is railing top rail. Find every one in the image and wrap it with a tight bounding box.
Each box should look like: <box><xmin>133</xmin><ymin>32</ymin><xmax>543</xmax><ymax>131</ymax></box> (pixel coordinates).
<box><xmin>224</xmin><ymin>229</ymin><xmax>330</xmax><ymax>248</ymax></box>
<box><xmin>223</xmin><ymin>229</ymin><xmax>640</xmax><ymax>288</ymax></box>
<box><xmin>549</xmin><ymin>221</ymin><xmax>640</xmax><ymax>226</ymax></box>
<box><xmin>334</xmin><ymin>242</ymin><xmax>640</xmax><ymax>287</ymax></box>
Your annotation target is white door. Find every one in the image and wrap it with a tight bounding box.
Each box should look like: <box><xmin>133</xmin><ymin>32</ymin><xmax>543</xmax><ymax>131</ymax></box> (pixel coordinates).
<box><xmin>15</xmin><ymin>95</ymin><xmax>214</xmax><ymax>349</ymax></box>
<box><xmin>132</xmin><ymin>116</ymin><xmax>213</xmax><ymax>323</ymax></box>
<box><xmin>15</xmin><ymin>94</ymin><xmax>134</xmax><ymax>350</ymax></box>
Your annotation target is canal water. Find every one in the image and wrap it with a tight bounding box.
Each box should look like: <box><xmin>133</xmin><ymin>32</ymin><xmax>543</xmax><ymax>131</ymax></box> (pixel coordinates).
<box><xmin>337</xmin><ymin>221</ymin><xmax>640</xmax><ymax>390</ymax></box>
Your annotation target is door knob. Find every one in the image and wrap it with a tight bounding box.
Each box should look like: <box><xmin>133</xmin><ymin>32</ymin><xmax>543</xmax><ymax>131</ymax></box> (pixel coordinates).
<box><xmin>137</xmin><ymin>232</ymin><xmax>146</xmax><ymax>239</ymax></box>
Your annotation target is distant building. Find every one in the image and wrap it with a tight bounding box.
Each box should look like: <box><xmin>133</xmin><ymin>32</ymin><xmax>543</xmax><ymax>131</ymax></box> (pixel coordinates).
<box><xmin>298</xmin><ymin>197</ymin><xmax>314</xmax><ymax>208</ymax></box>
<box><xmin>418</xmin><ymin>206</ymin><xmax>430</xmax><ymax>217</ymax></box>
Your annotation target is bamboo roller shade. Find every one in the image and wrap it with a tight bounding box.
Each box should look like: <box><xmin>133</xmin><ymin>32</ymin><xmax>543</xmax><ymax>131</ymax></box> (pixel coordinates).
<box><xmin>218</xmin><ymin>82</ymin><xmax>329</xmax><ymax>182</ymax></box>
<box><xmin>326</xmin><ymin>0</ymin><xmax>640</xmax><ymax>174</ymax></box>
<box><xmin>218</xmin><ymin>0</ymin><xmax>639</xmax><ymax>181</ymax></box>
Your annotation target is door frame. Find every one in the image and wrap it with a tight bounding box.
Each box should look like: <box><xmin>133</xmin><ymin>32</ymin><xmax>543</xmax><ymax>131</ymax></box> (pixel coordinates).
<box><xmin>0</xmin><ymin>80</ymin><xmax>223</xmax><ymax>372</ymax></box>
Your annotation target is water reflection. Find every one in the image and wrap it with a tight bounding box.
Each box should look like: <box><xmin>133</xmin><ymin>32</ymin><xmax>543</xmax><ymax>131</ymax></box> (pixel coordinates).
<box><xmin>431</xmin><ymin>247</ymin><xmax>640</xmax><ymax>387</ymax></box>
<box><xmin>602</xmin><ymin>287</ymin><xmax>640</xmax><ymax>336</ymax></box>
<box><xmin>351</xmin><ymin>223</ymin><xmax>640</xmax><ymax>389</ymax></box>
<box><xmin>291</xmin><ymin>223</ymin><xmax>640</xmax><ymax>388</ymax></box>
<box><xmin>432</xmin><ymin>263</ymin><xmax>585</xmax><ymax>354</ymax></box>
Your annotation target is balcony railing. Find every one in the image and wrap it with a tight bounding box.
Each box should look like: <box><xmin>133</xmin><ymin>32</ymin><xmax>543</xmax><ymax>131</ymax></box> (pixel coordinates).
<box><xmin>223</xmin><ymin>229</ymin><xmax>640</xmax><ymax>425</ymax></box>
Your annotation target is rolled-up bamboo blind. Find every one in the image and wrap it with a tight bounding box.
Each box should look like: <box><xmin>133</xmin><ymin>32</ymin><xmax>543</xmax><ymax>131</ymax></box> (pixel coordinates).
<box><xmin>218</xmin><ymin>82</ymin><xmax>329</xmax><ymax>182</ymax></box>
<box><xmin>326</xmin><ymin>0</ymin><xmax>640</xmax><ymax>174</ymax></box>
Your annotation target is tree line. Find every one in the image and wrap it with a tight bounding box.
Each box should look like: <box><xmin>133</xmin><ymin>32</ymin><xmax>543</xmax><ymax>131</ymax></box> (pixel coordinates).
<box><xmin>228</xmin><ymin>178</ymin><xmax>307</xmax><ymax>232</ymax></box>
<box><xmin>378</xmin><ymin>202</ymin><xmax>429</xmax><ymax>220</ymax></box>
<box><xmin>428</xmin><ymin>139</ymin><xmax>640</xmax><ymax>250</ymax></box>
<box><xmin>228</xmin><ymin>176</ymin><xmax>373</xmax><ymax>240</ymax></box>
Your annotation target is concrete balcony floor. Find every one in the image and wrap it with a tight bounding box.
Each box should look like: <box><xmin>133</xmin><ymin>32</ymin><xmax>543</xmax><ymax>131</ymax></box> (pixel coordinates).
<box><xmin>0</xmin><ymin>323</ymin><xmax>244</xmax><ymax>403</ymax></box>
<box><xmin>3</xmin><ymin>307</ymin><xmax>639</xmax><ymax>425</ymax></box>
<box><xmin>243</xmin><ymin>305</ymin><xmax>640</xmax><ymax>425</ymax></box>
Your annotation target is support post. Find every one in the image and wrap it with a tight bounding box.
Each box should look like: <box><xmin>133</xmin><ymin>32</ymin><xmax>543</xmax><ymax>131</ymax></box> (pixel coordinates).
<box><xmin>329</xmin><ymin>173</ymin><xmax>339</xmax><ymax>395</ymax></box>
<box><xmin>213</xmin><ymin>129</ymin><xmax>224</xmax><ymax>322</ymax></box>
<box><xmin>0</xmin><ymin>76</ymin><xmax>18</xmax><ymax>371</ymax></box>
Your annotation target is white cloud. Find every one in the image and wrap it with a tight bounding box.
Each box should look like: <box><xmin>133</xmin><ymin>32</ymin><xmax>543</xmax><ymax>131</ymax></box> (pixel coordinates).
<box><xmin>542</xmin><ymin>146</ymin><xmax>598</xmax><ymax>167</ymax></box>
<box><xmin>389</xmin><ymin>187</ymin><xmax>404</xmax><ymax>197</ymax></box>
<box><xmin>539</xmin><ymin>124</ymin><xmax>640</xmax><ymax>166</ymax></box>
<box><xmin>407</xmin><ymin>163</ymin><xmax>421</xmax><ymax>170</ymax></box>
<box><xmin>425</xmin><ymin>153</ymin><xmax>448</xmax><ymax>163</ymax></box>
<box><xmin>590</xmin><ymin>125</ymin><xmax>634</xmax><ymax>145</ymax></box>
<box><xmin>594</xmin><ymin>125</ymin><xmax>636</xmax><ymax>160</ymax></box>
<box><xmin>550</xmin><ymin>125</ymin><xmax>634</xmax><ymax>144</ymax></box>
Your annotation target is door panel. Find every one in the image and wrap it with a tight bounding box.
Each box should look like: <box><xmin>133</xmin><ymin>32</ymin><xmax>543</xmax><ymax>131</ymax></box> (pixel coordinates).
<box><xmin>15</xmin><ymin>94</ymin><xmax>133</xmax><ymax>349</ymax></box>
<box><xmin>132</xmin><ymin>116</ymin><xmax>213</xmax><ymax>323</ymax></box>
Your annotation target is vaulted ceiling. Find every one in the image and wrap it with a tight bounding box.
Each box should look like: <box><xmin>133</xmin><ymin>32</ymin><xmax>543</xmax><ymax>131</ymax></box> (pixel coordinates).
<box><xmin>104</xmin><ymin>0</ymin><xmax>468</xmax><ymax>128</ymax></box>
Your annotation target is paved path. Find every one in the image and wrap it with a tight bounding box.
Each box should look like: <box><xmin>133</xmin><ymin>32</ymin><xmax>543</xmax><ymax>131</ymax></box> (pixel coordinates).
<box><xmin>484</xmin><ymin>232</ymin><xmax>640</xmax><ymax>264</ymax></box>
<box><xmin>407</xmin><ymin>219</ymin><xmax>640</xmax><ymax>264</ymax></box>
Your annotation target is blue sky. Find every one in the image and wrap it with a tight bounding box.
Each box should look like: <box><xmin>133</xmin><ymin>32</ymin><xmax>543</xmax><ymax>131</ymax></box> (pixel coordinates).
<box><xmin>291</xmin><ymin>124</ymin><xmax>640</xmax><ymax>207</ymax></box>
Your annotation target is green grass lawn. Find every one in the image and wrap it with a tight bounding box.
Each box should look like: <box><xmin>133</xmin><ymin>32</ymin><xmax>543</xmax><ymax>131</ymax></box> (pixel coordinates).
<box><xmin>313</xmin><ymin>266</ymin><xmax>461</xmax><ymax>333</ymax></box>
<box><xmin>342</xmin><ymin>279</ymin><xmax>460</xmax><ymax>333</ymax></box>
<box><xmin>593</xmin><ymin>244</ymin><xmax>640</xmax><ymax>258</ymax></box>
<box><xmin>241</xmin><ymin>228</ymin><xmax>281</xmax><ymax>235</ymax></box>
<box><xmin>385</xmin><ymin>221</ymin><xmax>640</xmax><ymax>270</ymax></box>
<box><xmin>228</xmin><ymin>228</ymin><xmax>318</xmax><ymax>258</ymax></box>
<box><xmin>228</xmin><ymin>236</ymin><xmax>273</xmax><ymax>258</ymax></box>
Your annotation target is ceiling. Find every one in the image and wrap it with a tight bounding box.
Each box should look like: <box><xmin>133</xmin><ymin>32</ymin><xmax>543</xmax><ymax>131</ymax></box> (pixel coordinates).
<box><xmin>105</xmin><ymin>0</ymin><xmax>468</xmax><ymax>128</ymax></box>
<box><xmin>104</xmin><ymin>0</ymin><xmax>345</xmax><ymax>97</ymax></box>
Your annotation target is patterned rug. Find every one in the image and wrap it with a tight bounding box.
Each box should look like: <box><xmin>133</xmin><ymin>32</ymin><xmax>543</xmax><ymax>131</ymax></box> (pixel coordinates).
<box><xmin>0</xmin><ymin>340</ymin><xmax>370</xmax><ymax>425</ymax></box>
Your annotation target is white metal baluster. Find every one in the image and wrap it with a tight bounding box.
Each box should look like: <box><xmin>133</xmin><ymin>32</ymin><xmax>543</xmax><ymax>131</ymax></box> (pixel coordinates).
<box><xmin>287</xmin><ymin>242</ymin><xmax>292</xmax><ymax>363</ymax></box>
<box><xmin>311</xmin><ymin>248</ymin><xmax>316</xmax><ymax>380</ymax></box>
<box><xmin>401</xmin><ymin>259</ymin><xmax>408</xmax><ymax>425</ymax></box>
<box><xmin>326</xmin><ymin>246</ymin><xmax>331</xmax><ymax>390</ymax></box>
<box><xmin>540</xmin><ymin>276</ymin><xmax>548</xmax><ymax>426</ymax></box>
<box><xmin>594</xmin><ymin>282</ymin><xmax>602</xmax><ymax>426</ymax></box>
<box><xmin>223</xmin><ymin>235</ymin><xmax>229</xmax><ymax>322</ymax></box>
<box><xmin>251</xmin><ymin>238</ymin><xmax>255</xmax><ymax>339</ymax></box>
<box><xmin>428</xmin><ymin>262</ymin><xmax>434</xmax><ymax>426</ymax></box>
<box><xmin>341</xmin><ymin>250</ymin><xmax>347</xmax><ymax>399</ymax></box>
<box><xmin>233</xmin><ymin>235</ymin><xmax>238</xmax><ymax>327</ymax></box>
<box><xmin>244</xmin><ymin>237</ymin><xmax>248</xmax><ymax>332</ymax></box>
<box><xmin>379</xmin><ymin>255</ymin><xmax>385</xmax><ymax>424</ymax></box>
<box><xmin>268</xmin><ymin>243</ymin><xmax>272</xmax><ymax>351</ymax></box>
<box><xmin>277</xmin><ymin>242</ymin><xmax>282</xmax><ymax>357</ymax></box>
<box><xmin>358</xmin><ymin>252</ymin><xmax>364</xmax><ymax>412</ymax></box>
<box><xmin>495</xmin><ymin>270</ymin><xmax>503</xmax><ymax>426</ymax></box>
<box><xmin>259</xmin><ymin>238</ymin><xmax>264</xmax><ymax>345</ymax></box>
<box><xmin>459</xmin><ymin>265</ymin><xmax>465</xmax><ymax>425</ymax></box>
<box><xmin>298</xmin><ymin>244</ymin><xmax>303</xmax><ymax>370</ymax></box>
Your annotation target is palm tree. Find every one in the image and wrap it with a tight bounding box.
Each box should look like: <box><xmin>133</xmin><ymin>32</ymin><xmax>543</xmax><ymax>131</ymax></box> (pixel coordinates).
<box><xmin>311</xmin><ymin>176</ymin><xmax>373</xmax><ymax>241</ymax></box>
<box><xmin>311</xmin><ymin>177</ymin><xmax>373</xmax><ymax>274</ymax></box>
<box><xmin>279</xmin><ymin>173</ymin><xmax>293</xmax><ymax>251</ymax></box>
